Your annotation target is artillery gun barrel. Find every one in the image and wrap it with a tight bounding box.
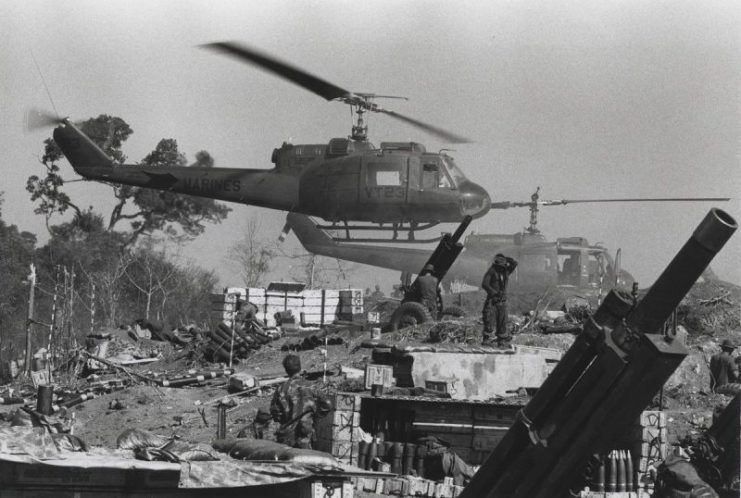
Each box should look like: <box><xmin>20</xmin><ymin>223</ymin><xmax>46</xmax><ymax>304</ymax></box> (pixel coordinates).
<box><xmin>424</xmin><ymin>215</ymin><xmax>472</xmax><ymax>280</ymax></box>
<box><xmin>627</xmin><ymin>208</ymin><xmax>737</xmax><ymax>333</ymax></box>
<box><xmin>460</xmin><ymin>208</ymin><xmax>736</xmax><ymax>498</ymax></box>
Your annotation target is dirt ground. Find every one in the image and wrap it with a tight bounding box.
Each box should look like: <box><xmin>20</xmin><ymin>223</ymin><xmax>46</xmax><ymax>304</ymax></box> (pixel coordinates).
<box><xmin>1</xmin><ymin>280</ymin><xmax>738</xmax><ymax>460</ymax></box>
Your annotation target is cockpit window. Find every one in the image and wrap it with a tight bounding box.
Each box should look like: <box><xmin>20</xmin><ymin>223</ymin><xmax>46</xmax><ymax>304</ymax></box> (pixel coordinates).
<box><xmin>422</xmin><ymin>157</ymin><xmax>455</xmax><ymax>189</ymax></box>
<box><xmin>442</xmin><ymin>156</ymin><xmax>466</xmax><ymax>185</ymax></box>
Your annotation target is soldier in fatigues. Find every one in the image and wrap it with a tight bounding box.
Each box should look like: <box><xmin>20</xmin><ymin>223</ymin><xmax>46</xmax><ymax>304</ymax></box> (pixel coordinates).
<box><xmin>710</xmin><ymin>339</ymin><xmax>738</xmax><ymax>392</ymax></box>
<box><xmin>270</xmin><ymin>354</ymin><xmax>331</xmax><ymax>449</ymax></box>
<box><xmin>481</xmin><ymin>253</ymin><xmax>518</xmax><ymax>347</ymax></box>
<box><xmin>410</xmin><ymin>263</ymin><xmax>441</xmax><ymax>316</ymax></box>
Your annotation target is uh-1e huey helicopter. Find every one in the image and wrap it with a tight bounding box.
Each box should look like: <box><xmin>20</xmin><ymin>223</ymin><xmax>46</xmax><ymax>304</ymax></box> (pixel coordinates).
<box><xmin>286</xmin><ymin>187</ymin><xmax>729</xmax><ymax>305</ymax></box>
<box><xmin>40</xmin><ymin>41</ymin><xmax>490</xmax><ymax>242</ymax></box>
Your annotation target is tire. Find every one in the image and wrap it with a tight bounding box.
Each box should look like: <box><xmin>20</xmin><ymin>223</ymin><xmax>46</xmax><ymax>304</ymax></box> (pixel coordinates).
<box><xmin>390</xmin><ymin>302</ymin><xmax>434</xmax><ymax>331</ymax></box>
<box><xmin>441</xmin><ymin>305</ymin><xmax>466</xmax><ymax>319</ymax></box>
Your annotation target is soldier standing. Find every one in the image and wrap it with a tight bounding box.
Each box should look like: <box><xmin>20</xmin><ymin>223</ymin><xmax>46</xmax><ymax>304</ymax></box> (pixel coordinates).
<box><xmin>481</xmin><ymin>253</ymin><xmax>518</xmax><ymax>347</ymax></box>
<box><xmin>270</xmin><ymin>354</ymin><xmax>331</xmax><ymax>448</ymax></box>
<box><xmin>710</xmin><ymin>339</ymin><xmax>739</xmax><ymax>392</ymax></box>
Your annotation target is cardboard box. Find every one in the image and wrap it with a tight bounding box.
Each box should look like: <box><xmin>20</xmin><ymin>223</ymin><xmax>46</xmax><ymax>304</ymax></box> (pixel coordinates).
<box><xmin>333</xmin><ymin>393</ymin><xmax>362</xmax><ymax>412</ymax></box>
<box><xmin>638</xmin><ymin>411</ymin><xmax>666</xmax><ymax>428</ymax></box>
<box><xmin>364</xmin><ymin>364</ymin><xmax>395</xmax><ymax>389</ymax></box>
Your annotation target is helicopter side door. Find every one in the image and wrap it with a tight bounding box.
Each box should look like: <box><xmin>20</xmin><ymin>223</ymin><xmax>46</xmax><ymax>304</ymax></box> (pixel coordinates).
<box><xmin>513</xmin><ymin>245</ymin><xmax>559</xmax><ymax>291</ymax></box>
<box><xmin>359</xmin><ymin>155</ymin><xmax>410</xmax><ymax>212</ymax></box>
<box><xmin>316</xmin><ymin>156</ymin><xmax>361</xmax><ymax>221</ymax></box>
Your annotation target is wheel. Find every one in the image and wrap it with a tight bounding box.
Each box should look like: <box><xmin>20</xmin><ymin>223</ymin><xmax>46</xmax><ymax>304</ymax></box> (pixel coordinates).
<box><xmin>390</xmin><ymin>302</ymin><xmax>434</xmax><ymax>331</ymax></box>
<box><xmin>441</xmin><ymin>305</ymin><xmax>466</xmax><ymax>319</ymax></box>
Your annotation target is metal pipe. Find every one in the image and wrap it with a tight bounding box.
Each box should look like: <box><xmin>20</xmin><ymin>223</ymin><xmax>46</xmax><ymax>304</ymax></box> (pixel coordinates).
<box><xmin>36</xmin><ymin>385</ymin><xmax>53</xmax><ymax>415</ymax></box>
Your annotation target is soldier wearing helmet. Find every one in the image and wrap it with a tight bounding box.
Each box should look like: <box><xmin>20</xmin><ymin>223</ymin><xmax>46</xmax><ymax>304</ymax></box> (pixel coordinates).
<box><xmin>409</xmin><ymin>263</ymin><xmax>441</xmax><ymax>316</ymax></box>
<box><xmin>481</xmin><ymin>253</ymin><xmax>518</xmax><ymax>347</ymax></box>
<box><xmin>710</xmin><ymin>339</ymin><xmax>738</xmax><ymax>392</ymax></box>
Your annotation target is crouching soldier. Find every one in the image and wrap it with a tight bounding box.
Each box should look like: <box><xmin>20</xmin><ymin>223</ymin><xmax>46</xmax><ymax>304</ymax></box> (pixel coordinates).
<box><xmin>418</xmin><ymin>436</ymin><xmax>478</xmax><ymax>486</ymax></box>
<box><xmin>270</xmin><ymin>354</ymin><xmax>331</xmax><ymax>449</ymax></box>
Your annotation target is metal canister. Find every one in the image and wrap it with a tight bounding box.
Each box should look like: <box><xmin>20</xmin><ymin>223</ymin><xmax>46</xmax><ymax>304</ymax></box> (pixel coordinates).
<box><xmin>358</xmin><ymin>441</ymin><xmax>369</xmax><ymax>470</ymax></box>
<box><xmin>216</xmin><ymin>404</ymin><xmax>227</xmax><ymax>439</ymax></box>
<box><xmin>403</xmin><ymin>443</ymin><xmax>417</xmax><ymax>475</ymax></box>
<box><xmin>376</xmin><ymin>437</ymin><xmax>386</xmax><ymax>460</ymax></box>
<box><xmin>391</xmin><ymin>442</ymin><xmax>404</xmax><ymax>474</ymax></box>
<box><xmin>36</xmin><ymin>385</ymin><xmax>53</xmax><ymax>415</ymax></box>
<box><xmin>367</xmin><ymin>438</ymin><xmax>378</xmax><ymax>470</ymax></box>
<box><xmin>415</xmin><ymin>443</ymin><xmax>427</xmax><ymax>478</ymax></box>
<box><xmin>384</xmin><ymin>441</ymin><xmax>394</xmax><ymax>464</ymax></box>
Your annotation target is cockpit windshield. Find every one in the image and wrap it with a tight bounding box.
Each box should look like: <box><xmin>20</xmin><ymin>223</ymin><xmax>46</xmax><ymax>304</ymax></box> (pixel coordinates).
<box><xmin>442</xmin><ymin>156</ymin><xmax>467</xmax><ymax>186</ymax></box>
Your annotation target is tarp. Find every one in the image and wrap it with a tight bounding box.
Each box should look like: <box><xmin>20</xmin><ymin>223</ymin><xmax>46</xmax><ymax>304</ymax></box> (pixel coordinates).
<box><xmin>0</xmin><ymin>427</ymin><xmax>342</xmax><ymax>489</ymax></box>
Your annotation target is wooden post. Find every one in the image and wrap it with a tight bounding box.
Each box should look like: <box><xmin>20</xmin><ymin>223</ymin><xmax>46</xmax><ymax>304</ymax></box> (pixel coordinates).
<box><xmin>23</xmin><ymin>264</ymin><xmax>36</xmax><ymax>376</ymax></box>
<box><xmin>89</xmin><ymin>281</ymin><xmax>96</xmax><ymax>334</ymax></box>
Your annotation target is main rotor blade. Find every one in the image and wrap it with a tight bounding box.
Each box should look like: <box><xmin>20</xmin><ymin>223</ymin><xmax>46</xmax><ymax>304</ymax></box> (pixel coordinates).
<box><xmin>201</xmin><ymin>41</ymin><xmax>350</xmax><ymax>101</ymax></box>
<box><xmin>491</xmin><ymin>197</ymin><xmax>730</xmax><ymax>209</ymax></box>
<box><xmin>540</xmin><ymin>197</ymin><xmax>731</xmax><ymax>206</ymax></box>
<box><xmin>375</xmin><ymin>107</ymin><xmax>472</xmax><ymax>144</ymax></box>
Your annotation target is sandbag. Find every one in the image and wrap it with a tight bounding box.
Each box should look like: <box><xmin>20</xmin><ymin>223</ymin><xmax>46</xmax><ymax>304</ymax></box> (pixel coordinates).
<box><xmin>654</xmin><ymin>454</ymin><xmax>719</xmax><ymax>498</ymax></box>
<box><xmin>212</xmin><ymin>438</ymin><xmax>340</xmax><ymax>468</ymax></box>
<box><xmin>116</xmin><ymin>428</ymin><xmax>170</xmax><ymax>450</ymax></box>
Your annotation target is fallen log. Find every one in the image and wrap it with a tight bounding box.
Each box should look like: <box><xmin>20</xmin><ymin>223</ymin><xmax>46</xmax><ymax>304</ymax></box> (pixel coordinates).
<box><xmin>81</xmin><ymin>351</ymin><xmax>158</xmax><ymax>384</ymax></box>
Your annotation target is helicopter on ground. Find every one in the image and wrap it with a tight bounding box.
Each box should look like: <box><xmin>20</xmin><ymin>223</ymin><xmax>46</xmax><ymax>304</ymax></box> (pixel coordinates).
<box><xmin>36</xmin><ymin>41</ymin><xmax>490</xmax><ymax>242</ymax></box>
<box><xmin>286</xmin><ymin>188</ymin><xmax>728</xmax><ymax>303</ymax></box>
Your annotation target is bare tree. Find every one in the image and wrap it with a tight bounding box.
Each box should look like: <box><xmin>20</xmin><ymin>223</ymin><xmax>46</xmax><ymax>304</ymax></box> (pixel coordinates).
<box><xmin>86</xmin><ymin>252</ymin><xmax>132</xmax><ymax>327</ymax></box>
<box><xmin>226</xmin><ymin>218</ymin><xmax>277</xmax><ymax>288</ymax></box>
<box><xmin>284</xmin><ymin>252</ymin><xmax>356</xmax><ymax>289</ymax></box>
<box><xmin>124</xmin><ymin>242</ymin><xmax>178</xmax><ymax>319</ymax></box>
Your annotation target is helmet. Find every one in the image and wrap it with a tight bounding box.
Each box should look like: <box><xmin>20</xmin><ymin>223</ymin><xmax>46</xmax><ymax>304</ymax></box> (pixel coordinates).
<box><xmin>423</xmin><ymin>264</ymin><xmax>435</xmax><ymax>273</ymax></box>
<box><xmin>721</xmin><ymin>339</ymin><xmax>736</xmax><ymax>350</ymax></box>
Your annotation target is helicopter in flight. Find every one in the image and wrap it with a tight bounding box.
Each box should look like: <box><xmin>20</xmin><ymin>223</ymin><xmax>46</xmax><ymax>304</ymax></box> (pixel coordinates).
<box><xmin>38</xmin><ymin>41</ymin><xmax>490</xmax><ymax>242</ymax></box>
<box><xmin>285</xmin><ymin>188</ymin><xmax>728</xmax><ymax>304</ymax></box>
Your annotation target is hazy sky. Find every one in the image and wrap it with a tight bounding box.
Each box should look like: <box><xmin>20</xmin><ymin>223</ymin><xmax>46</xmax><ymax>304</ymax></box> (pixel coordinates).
<box><xmin>2</xmin><ymin>0</ymin><xmax>739</xmax><ymax>290</ymax></box>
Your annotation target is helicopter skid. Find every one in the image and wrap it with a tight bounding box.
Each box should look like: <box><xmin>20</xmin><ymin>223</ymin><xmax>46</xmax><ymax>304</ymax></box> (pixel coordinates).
<box><xmin>316</xmin><ymin>221</ymin><xmax>441</xmax><ymax>243</ymax></box>
<box><xmin>330</xmin><ymin>235</ymin><xmax>443</xmax><ymax>244</ymax></box>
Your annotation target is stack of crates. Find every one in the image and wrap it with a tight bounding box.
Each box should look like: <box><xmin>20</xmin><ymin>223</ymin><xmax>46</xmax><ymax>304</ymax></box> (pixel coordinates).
<box><xmin>315</xmin><ymin>393</ymin><xmax>363</xmax><ymax>466</ymax></box>
<box><xmin>210</xmin><ymin>292</ymin><xmax>239</xmax><ymax>328</ymax></box>
<box><xmin>631</xmin><ymin>410</ymin><xmax>667</xmax><ymax>494</ymax></box>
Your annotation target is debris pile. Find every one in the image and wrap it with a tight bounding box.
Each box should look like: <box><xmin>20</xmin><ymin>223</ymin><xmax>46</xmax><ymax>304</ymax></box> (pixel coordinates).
<box><xmin>677</xmin><ymin>280</ymin><xmax>741</xmax><ymax>336</ymax></box>
<box><xmin>281</xmin><ymin>332</ymin><xmax>344</xmax><ymax>352</ymax></box>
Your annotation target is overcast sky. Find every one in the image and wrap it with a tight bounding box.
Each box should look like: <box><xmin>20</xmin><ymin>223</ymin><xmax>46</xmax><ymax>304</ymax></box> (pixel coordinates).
<box><xmin>1</xmin><ymin>0</ymin><xmax>739</xmax><ymax>290</ymax></box>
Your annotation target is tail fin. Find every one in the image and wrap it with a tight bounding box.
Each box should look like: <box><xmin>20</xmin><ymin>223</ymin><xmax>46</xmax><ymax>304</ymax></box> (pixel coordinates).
<box><xmin>53</xmin><ymin>121</ymin><xmax>114</xmax><ymax>171</ymax></box>
<box><xmin>286</xmin><ymin>212</ymin><xmax>335</xmax><ymax>251</ymax></box>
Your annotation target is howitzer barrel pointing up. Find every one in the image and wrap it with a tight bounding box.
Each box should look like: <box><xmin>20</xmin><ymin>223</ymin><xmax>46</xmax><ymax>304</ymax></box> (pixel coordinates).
<box><xmin>628</xmin><ymin>208</ymin><xmax>736</xmax><ymax>333</ymax></box>
<box><xmin>425</xmin><ymin>215</ymin><xmax>472</xmax><ymax>280</ymax></box>
<box><xmin>460</xmin><ymin>208</ymin><xmax>736</xmax><ymax>498</ymax></box>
